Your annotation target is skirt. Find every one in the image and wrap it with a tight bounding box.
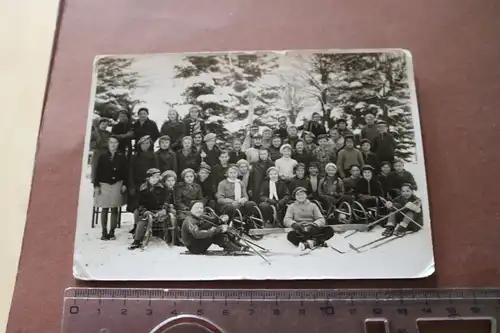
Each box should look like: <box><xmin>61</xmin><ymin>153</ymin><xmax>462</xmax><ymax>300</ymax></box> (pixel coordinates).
<box><xmin>94</xmin><ymin>181</ymin><xmax>124</xmax><ymax>208</ymax></box>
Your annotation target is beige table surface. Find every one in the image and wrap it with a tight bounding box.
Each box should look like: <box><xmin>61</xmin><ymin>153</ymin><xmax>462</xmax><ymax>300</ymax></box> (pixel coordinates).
<box><xmin>0</xmin><ymin>0</ymin><xmax>59</xmax><ymax>331</ymax></box>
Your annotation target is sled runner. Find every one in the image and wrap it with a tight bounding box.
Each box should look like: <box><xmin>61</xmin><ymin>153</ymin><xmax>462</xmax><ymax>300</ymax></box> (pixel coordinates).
<box><xmin>312</xmin><ymin>200</ymin><xmax>352</xmax><ymax>224</ymax></box>
<box><xmin>142</xmin><ymin>212</ymin><xmax>177</xmax><ymax>248</ymax></box>
<box><xmin>229</xmin><ymin>206</ymin><xmax>266</xmax><ymax>241</ymax></box>
<box><xmin>181</xmin><ymin>250</ymin><xmax>254</xmax><ymax>257</ymax></box>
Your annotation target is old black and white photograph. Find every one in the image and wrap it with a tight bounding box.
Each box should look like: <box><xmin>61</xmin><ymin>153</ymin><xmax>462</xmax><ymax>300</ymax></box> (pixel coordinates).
<box><xmin>74</xmin><ymin>49</ymin><xmax>434</xmax><ymax>280</ymax></box>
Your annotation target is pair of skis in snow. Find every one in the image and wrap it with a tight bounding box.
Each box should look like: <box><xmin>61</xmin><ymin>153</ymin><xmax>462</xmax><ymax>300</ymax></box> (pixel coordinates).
<box><xmin>298</xmin><ymin>243</ymin><xmax>346</xmax><ymax>256</ymax></box>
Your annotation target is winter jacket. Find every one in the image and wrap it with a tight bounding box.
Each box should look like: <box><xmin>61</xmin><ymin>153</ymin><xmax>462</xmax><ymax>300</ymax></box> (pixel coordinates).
<box><xmin>361</xmin><ymin>124</ymin><xmax>379</xmax><ymax>149</ymax></box>
<box><xmin>269</xmin><ymin>147</ymin><xmax>282</xmax><ymax>161</ymax></box>
<box><xmin>307</xmin><ymin>175</ymin><xmax>321</xmax><ymax>197</ymax></box>
<box><xmin>160</xmin><ymin>121</ymin><xmax>184</xmax><ymax>150</ymax></box>
<box><xmin>111</xmin><ymin>122</ymin><xmax>133</xmax><ymax>154</ymax></box>
<box><xmin>298</xmin><ymin>122</ymin><xmax>327</xmax><ymax>139</ymax></box>
<box><xmin>355</xmin><ymin>177</ymin><xmax>384</xmax><ymax>197</ymax></box>
<box><xmin>212</xmin><ymin>164</ymin><xmax>230</xmax><ymax>186</ymax></box>
<box><xmin>137</xmin><ymin>182</ymin><xmax>169</xmax><ymax>214</ymax></box>
<box><xmin>201</xmin><ymin>145</ymin><xmax>221</xmax><ymax>167</ymax></box>
<box><xmin>183</xmin><ymin>117</ymin><xmax>207</xmax><ymax>137</ymax></box>
<box><xmin>195</xmin><ymin>177</ymin><xmax>216</xmax><ymax>203</ymax></box>
<box><xmin>337</xmin><ymin>148</ymin><xmax>364</xmax><ymax>178</ymax></box>
<box><xmin>318</xmin><ymin>176</ymin><xmax>345</xmax><ymax>198</ymax></box>
<box><xmin>283</xmin><ymin>199</ymin><xmax>325</xmax><ymax>228</ymax></box>
<box><xmin>216</xmin><ymin>179</ymin><xmax>249</xmax><ymax>204</ymax></box>
<box><xmin>229</xmin><ymin>150</ymin><xmax>247</xmax><ymax>164</ymax></box>
<box><xmin>90</xmin><ymin>128</ymin><xmax>111</xmax><ymax>152</ymax></box>
<box><xmin>155</xmin><ymin>149</ymin><xmax>177</xmax><ymax>174</ymax></box>
<box><xmin>312</xmin><ymin>146</ymin><xmax>336</xmax><ymax>175</ymax></box>
<box><xmin>392</xmin><ymin>194</ymin><xmax>423</xmax><ymax>228</ymax></box>
<box><xmin>343</xmin><ymin>176</ymin><xmax>361</xmax><ymax>195</ymax></box>
<box><xmin>181</xmin><ymin>214</ymin><xmax>219</xmax><ymax>249</ymax></box>
<box><xmin>175</xmin><ymin>182</ymin><xmax>203</xmax><ymax>212</ymax></box>
<box><xmin>387</xmin><ymin>170</ymin><xmax>418</xmax><ymax>196</ymax></box>
<box><xmin>292</xmin><ymin>151</ymin><xmax>315</xmax><ymax>169</ymax></box>
<box><xmin>176</xmin><ymin>149</ymin><xmax>201</xmax><ymax>174</ymax></box>
<box><xmin>274</xmin><ymin>126</ymin><xmax>288</xmax><ymax>140</ymax></box>
<box><xmin>132</xmin><ymin>119</ymin><xmax>160</xmax><ymax>145</ymax></box>
<box><xmin>259</xmin><ymin>179</ymin><xmax>290</xmax><ymax>204</ymax></box>
<box><xmin>373</xmin><ymin>132</ymin><xmax>396</xmax><ymax>163</ymax></box>
<box><xmin>377</xmin><ymin>174</ymin><xmax>391</xmax><ymax>198</ymax></box>
<box><xmin>94</xmin><ymin>150</ymin><xmax>129</xmax><ymax>186</ymax></box>
<box><xmin>275</xmin><ymin>157</ymin><xmax>298</xmax><ymax>179</ymax></box>
<box><xmin>288</xmin><ymin>176</ymin><xmax>310</xmax><ymax>194</ymax></box>
<box><xmin>247</xmin><ymin>160</ymin><xmax>274</xmax><ymax>201</ymax></box>
<box><xmin>129</xmin><ymin>150</ymin><xmax>157</xmax><ymax>190</ymax></box>
<box><xmin>246</xmin><ymin>146</ymin><xmax>262</xmax><ymax>165</ymax></box>
<box><xmin>362</xmin><ymin>151</ymin><xmax>379</xmax><ymax>171</ymax></box>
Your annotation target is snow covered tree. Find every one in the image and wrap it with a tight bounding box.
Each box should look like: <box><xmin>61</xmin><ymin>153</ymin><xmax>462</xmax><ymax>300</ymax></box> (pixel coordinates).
<box><xmin>93</xmin><ymin>57</ymin><xmax>143</xmax><ymax>123</ymax></box>
<box><xmin>173</xmin><ymin>53</ymin><xmax>282</xmax><ymax>142</ymax></box>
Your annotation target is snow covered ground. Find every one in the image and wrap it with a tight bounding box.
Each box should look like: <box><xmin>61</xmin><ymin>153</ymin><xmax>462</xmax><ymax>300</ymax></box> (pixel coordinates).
<box><xmin>74</xmin><ymin>162</ymin><xmax>434</xmax><ymax>281</ymax></box>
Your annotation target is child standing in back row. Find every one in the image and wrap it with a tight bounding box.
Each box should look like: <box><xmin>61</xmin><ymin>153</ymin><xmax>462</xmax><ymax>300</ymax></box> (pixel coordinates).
<box><xmin>336</xmin><ymin>135</ymin><xmax>364</xmax><ymax>179</ymax></box>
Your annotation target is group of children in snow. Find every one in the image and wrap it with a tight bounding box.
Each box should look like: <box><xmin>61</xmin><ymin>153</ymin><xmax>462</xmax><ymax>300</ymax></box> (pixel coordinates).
<box><xmin>91</xmin><ymin>106</ymin><xmax>423</xmax><ymax>252</ymax></box>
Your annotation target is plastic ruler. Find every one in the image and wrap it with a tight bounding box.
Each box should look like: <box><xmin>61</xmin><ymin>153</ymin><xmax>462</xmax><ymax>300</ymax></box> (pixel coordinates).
<box><xmin>62</xmin><ymin>288</ymin><xmax>499</xmax><ymax>333</ymax></box>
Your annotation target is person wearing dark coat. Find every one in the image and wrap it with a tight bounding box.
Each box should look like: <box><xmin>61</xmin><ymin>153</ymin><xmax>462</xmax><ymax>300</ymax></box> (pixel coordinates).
<box><xmin>307</xmin><ymin>161</ymin><xmax>322</xmax><ymax>200</ymax></box>
<box><xmin>128</xmin><ymin>135</ymin><xmax>157</xmax><ymax>214</ymax></box>
<box><xmin>373</xmin><ymin>120</ymin><xmax>396</xmax><ymax>165</ymax></box>
<box><xmin>292</xmin><ymin>140</ymin><xmax>314</xmax><ymax>170</ymax></box>
<box><xmin>90</xmin><ymin>118</ymin><xmax>112</xmax><ymax>184</ymax></box>
<box><xmin>318</xmin><ymin>163</ymin><xmax>345</xmax><ymax>210</ymax></box>
<box><xmin>229</xmin><ymin>138</ymin><xmax>247</xmax><ymax>164</ymax></box>
<box><xmin>93</xmin><ymin>136</ymin><xmax>128</xmax><ymax>240</ymax></box>
<box><xmin>132</xmin><ymin>108</ymin><xmax>160</xmax><ymax>148</ymax></box>
<box><xmin>183</xmin><ymin>106</ymin><xmax>207</xmax><ymax>137</ymax></box>
<box><xmin>196</xmin><ymin>163</ymin><xmax>217</xmax><ymax>208</ymax></box>
<box><xmin>273</xmin><ymin>115</ymin><xmax>288</xmax><ymax>140</ymax></box>
<box><xmin>283</xmin><ymin>125</ymin><xmax>300</xmax><ymax>148</ymax></box>
<box><xmin>298</xmin><ymin>112</ymin><xmax>327</xmax><ymax>139</ymax></box>
<box><xmin>200</xmin><ymin>133</ymin><xmax>221</xmax><ymax>168</ymax></box>
<box><xmin>360</xmin><ymin>113</ymin><xmax>379</xmax><ymax>151</ymax></box>
<box><xmin>176</xmin><ymin>136</ymin><xmax>202</xmax><ymax>174</ymax></box>
<box><xmin>111</xmin><ymin>110</ymin><xmax>134</xmax><ymax>159</ymax></box>
<box><xmin>355</xmin><ymin>165</ymin><xmax>384</xmax><ymax>208</ymax></box>
<box><xmin>258</xmin><ymin>166</ymin><xmax>290</xmax><ymax>226</ymax></box>
<box><xmin>382</xmin><ymin>183</ymin><xmax>423</xmax><ymax>237</ymax></box>
<box><xmin>288</xmin><ymin>163</ymin><xmax>310</xmax><ymax>194</ymax></box>
<box><xmin>212</xmin><ymin>150</ymin><xmax>231</xmax><ymax>186</ymax></box>
<box><xmin>269</xmin><ymin>136</ymin><xmax>283</xmax><ymax>162</ymax></box>
<box><xmin>377</xmin><ymin>161</ymin><xmax>392</xmax><ymax>199</ymax></box>
<box><xmin>247</xmin><ymin>148</ymin><xmax>275</xmax><ymax>202</ymax></box>
<box><xmin>343</xmin><ymin>164</ymin><xmax>361</xmax><ymax>202</ymax></box>
<box><xmin>360</xmin><ymin>139</ymin><xmax>379</xmax><ymax>172</ymax></box>
<box><xmin>128</xmin><ymin>168</ymin><xmax>169</xmax><ymax>249</ymax></box>
<box><xmin>160</xmin><ymin>109</ymin><xmax>184</xmax><ymax>151</ymax></box>
<box><xmin>175</xmin><ymin>168</ymin><xmax>203</xmax><ymax>221</ymax></box>
<box><xmin>155</xmin><ymin>135</ymin><xmax>178</xmax><ymax>174</ymax></box>
<box><xmin>336</xmin><ymin>118</ymin><xmax>354</xmax><ymax>138</ymax></box>
<box><xmin>387</xmin><ymin>160</ymin><xmax>418</xmax><ymax>198</ymax></box>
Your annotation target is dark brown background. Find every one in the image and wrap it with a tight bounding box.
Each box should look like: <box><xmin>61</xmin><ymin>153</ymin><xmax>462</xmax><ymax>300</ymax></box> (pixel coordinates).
<box><xmin>6</xmin><ymin>0</ymin><xmax>500</xmax><ymax>332</ymax></box>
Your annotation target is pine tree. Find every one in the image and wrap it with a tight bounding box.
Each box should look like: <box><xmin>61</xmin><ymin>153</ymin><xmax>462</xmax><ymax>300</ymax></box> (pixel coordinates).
<box><xmin>93</xmin><ymin>57</ymin><xmax>143</xmax><ymax>124</ymax></box>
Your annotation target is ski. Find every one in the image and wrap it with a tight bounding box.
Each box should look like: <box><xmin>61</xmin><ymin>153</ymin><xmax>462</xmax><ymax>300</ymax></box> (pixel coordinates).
<box><xmin>182</xmin><ymin>250</ymin><xmax>254</xmax><ymax>257</ymax></box>
<box><xmin>330</xmin><ymin>245</ymin><xmax>346</xmax><ymax>254</ymax></box>
<box><xmin>297</xmin><ymin>243</ymin><xmax>328</xmax><ymax>257</ymax></box>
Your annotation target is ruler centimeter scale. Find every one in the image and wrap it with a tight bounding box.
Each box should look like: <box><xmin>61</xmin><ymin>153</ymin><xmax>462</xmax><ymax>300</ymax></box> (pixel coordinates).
<box><xmin>62</xmin><ymin>288</ymin><xmax>499</xmax><ymax>333</ymax></box>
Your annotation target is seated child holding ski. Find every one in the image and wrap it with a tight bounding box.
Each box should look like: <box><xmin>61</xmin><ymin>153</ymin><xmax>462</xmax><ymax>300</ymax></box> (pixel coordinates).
<box><xmin>382</xmin><ymin>183</ymin><xmax>422</xmax><ymax>237</ymax></box>
<box><xmin>283</xmin><ymin>187</ymin><xmax>334</xmax><ymax>251</ymax></box>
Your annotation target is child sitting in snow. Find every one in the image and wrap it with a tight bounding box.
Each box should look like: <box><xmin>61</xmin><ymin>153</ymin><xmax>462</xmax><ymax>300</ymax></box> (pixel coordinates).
<box><xmin>382</xmin><ymin>183</ymin><xmax>422</xmax><ymax>237</ymax></box>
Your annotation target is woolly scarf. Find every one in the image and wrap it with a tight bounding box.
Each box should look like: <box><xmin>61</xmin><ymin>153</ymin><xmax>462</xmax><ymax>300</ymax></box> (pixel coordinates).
<box><xmin>227</xmin><ymin>178</ymin><xmax>242</xmax><ymax>201</ymax></box>
<box><xmin>269</xmin><ymin>180</ymin><xmax>278</xmax><ymax>200</ymax></box>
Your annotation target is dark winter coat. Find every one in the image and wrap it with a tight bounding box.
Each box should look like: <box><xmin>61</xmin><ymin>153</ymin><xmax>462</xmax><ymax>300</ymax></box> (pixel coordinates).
<box><xmin>269</xmin><ymin>147</ymin><xmax>282</xmax><ymax>161</ymax></box>
<box><xmin>176</xmin><ymin>148</ymin><xmax>201</xmax><ymax>174</ymax></box>
<box><xmin>288</xmin><ymin>176</ymin><xmax>310</xmax><ymax>194</ymax></box>
<box><xmin>292</xmin><ymin>151</ymin><xmax>315</xmax><ymax>169</ymax></box>
<box><xmin>111</xmin><ymin>122</ymin><xmax>133</xmax><ymax>155</ymax></box>
<box><xmin>175</xmin><ymin>182</ymin><xmax>203</xmax><ymax>212</ymax></box>
<box><xmin>355</xmin><ymin>177</ymin><xmax>384</xmax><ymax>197</ymax></box>
<box><xmin>160</xmin><ymin>121</ymin><xmax>184</xmax><ymax>150</ymax></box>
<box><xmin>298</xmin><ymin>122</ymin><xmax>327</xmax><ymax>139</ymax></box>
<box><xmin>201</xmin><ymin>145</ymin><xmax>221</xmax><ymax>167</ymax></box>
<box><xmin>377</xmin><ymin>173</ymin><xmax>391</xmax><ymax>198</ymax></box>
<box><xmin>247</xmin><ymin>160</ymin><xmax>275</xmax><ymax>201</ymax></box>
<box><xmin>259</xmin><ymin>179</ymin><xmax>290</xmax><ymax>204</ymax></box>
<box><xmin>361</xmin><ymin>124</ymin><xmax>379</xmax><ymax>149</ymax></box>
<box><xmin>318</xmin><ymin>175</ymin><xmax>345</xmax><ymax>198</ymax></box>
<box><xmin>94</xmin><ymin>150</ymin><xmax>128</xmax><ymax>186</ymax></box>
<box><xmin>343</xmin><ymin>176</ymin><xmax>360</xmax><ymax>195</ymax></box>
<box><xmin>362</xmin><ymin>151</ymin><xmax>379</xmax><ymax>171</ymax></box>
<box><xmin>196</xmin><ymin>177</ymin><xmax>216</xmax><ymax>203</ymax></box>
<box><xmin>90</xmin><ymin>128</ymin><xmax>111</xmax><ymax>152</ymax></box>
<box><xmin>392</xmin><ymin>194</ymin><xmax>423</xmax><ymax>228</ymax></box>
<box><xmin>137</xmin><ymin>182</ymin><xmax>168</xmax><ymax>213</ymax></box>
<box><xmin>132</xmin><ymin>119</ymin><xmax>160</xmax><ymax>145</ymax></box>
<box><xmin>183</xmin><ymin>117</ymin><xmax>207</xmax><ymax>137</ymax></box>
<box><xmin>274</xmin><ymin>126</ymin><xmax>288</xmax><ymax>140</ymax></box>
<box><xmin>373</xmin><ymin>132</ymin><xmax>396</xmax><ymax>164</ymax></box>
<box><xmin>387</xmin><ymin>170</ymin><xmax>418</xmax><ymax>197</ymax></box>
<box><xmin>129</xmin><ymin>150</ymin><xmax>157</xmax><ymax>190</ymax></box>
<box><xmin>229</xmin><ymin>150</ymin><xmax>247</xmax><ymax>164</ymax></box>
<box><xmin>155</xmin><ymin>149</ymin><xmax>177</xmax><ymax>174</ymax></box>
<box><xmin>181</xmin><ymin>213</ymin><xmax>219</xmax><ymax>251</ymax></box>
<box><xmin>212</xmin><ymin>164</ymin><xmax>230</xmax><ymax>187</ymax></box>
<box><xmin>307</xmin><ymin>175</ymin><xmax>322</xmax><ymax>197</ymax></box>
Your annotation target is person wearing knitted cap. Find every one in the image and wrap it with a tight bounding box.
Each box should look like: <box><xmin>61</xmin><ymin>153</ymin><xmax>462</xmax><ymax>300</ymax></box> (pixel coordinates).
<box><xmin>261</xmin><ymin>127</ymin><xmax>273</xmax><ymax>149</ymax></box>
<box><xmin>111</xmin><ymin>110</ymin><xmax>134</xmax><ymax>158</ymax></box>
<box><xmin>181</xmin><ymin>201</ymin><xmax>248</xmax><ymax>254</ymax></box>
<box><xmin>176</xmin><ymin>136</ymin><xmax>201</xmax><ymax>175</ymax></box>
<box><xmin>160</xmin><ymin>108</ymin><xmax>184</xmax><ymax>151</ymax></box>
<box><xmin>355</xmin><ymin>165</ymin><xmax>384</xmax><ymax>208</ymax></box>
<box><xmin>275</xmin><ymin>144</ymin><xmax>298</xmax><ymax>181</ymax></box>
<box><xmin>236</xmin><ymin>159</ymin><xmax>251</xmax><ymax>190</ymax></box>
<box><xmin>360</xmin><ymin>139</ymin><xmax>379</xmax><ymax>173</ymax></box>
<box><xmin>155</xmin><ymin>135</ymin><xmax>178</xmax><ymax>174</ymax></box>
<box><xmin>382</xmin><ymin>183</ymin><xmax>423</xmax><ymax>237</ymax></box>
<box><xmin>284</xmin><ymin>125</ymin><xmax>300</xmax><ymax>148</ymax></box>
<box><xmin>216</xmin><ymin>164</ymin><xmax>257</xmax><ymax>220</ymax></box>
<box><xmin>128</xmin><ymin>168</ymin><xmax>170</xmax><ymax>250</ymax></box>
<box><xmin>288</xmin><ymin>163</ymin><xmax>309</xmax><ymax>196</ymax></box>
<box><xmin>318</xmin><ymin>163</ymin><xmax>344</xmax><ymax>213</ymax></box>
<box><xmin>212</xmin><ymin>150</ymin><xmax>231</xmax><ymax>185</ymax></box>
<box><xmin>132</xmin><ymin>107</ymin><xmax>160</xmax><ymax>149</ymax></box>
<box><xmin>258</xmin><ymin>166</ymin><xmax>290</xmax><ymax>227</ymax></box>
<box><xmin>377</xmin><ymin>161</ymin><xmax>392</xmax><ymax>199</ymax></box>
<box><xmin>200</xmin><ymin>132</ymin><xmax>221</xmax><ymax>168</ymax></box>
<box><xmin>312</xmin><ymin>134</ymin><xmax>336</xmax><ymax>177</ymax></box>
<box><xmin>247</xmin><ymin>148</ymin><xmax>275</xmax><ymax>202</ymax></box>
<box><xmin>175</xmin><ymin>168</ymin><xmax>203</xmax><ymax>221</ymax></box>
<box><xmin>183</xmin><ymin>105</ymin><xmax>207</xmax><ymax>137</ymax></box>
<box><xmin>373</xmin><ymin>120</ymin><xmax>396</xmax><ymax>165</ymax></box>
<box><xmin>273</xmin><ymin>115</ymin><xmax>288</xmax><ymax>140</ymax></box>
<box><xmin>336</xmin><ymin>135</ymin><xmax>364</xmax><ymax>179</ymax></box>
<box><xmin>302</xmin><ymin>131</ymin><xmax>318</xmax><ymax>152</ymax></box>
<box><xmin>196</xmin><ymin>162</ymin><xmax>216</xmax><ymax>209</ymax></box>
<box><xmin>283</xmin><ymin>187</ymin><xmax>334</xmax><ymax>250</ymax></box>
<box><xmin>387</xmin><ymin>159</ymin><xmax>418</xmax><ymax>199</ymax></box>
<box><xmin>229</xmin><ymin>138</ymin><xmax>247</xmax><ymax>164</ymax></box>
<box><xmin>343</xmin><ymin>164</ymin><xmax>361</xmax><ymax>201</ymax></box>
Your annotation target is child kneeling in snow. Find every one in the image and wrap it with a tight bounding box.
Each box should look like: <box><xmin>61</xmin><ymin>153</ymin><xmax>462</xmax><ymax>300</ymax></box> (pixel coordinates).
<box><xmin>181</xmin><ymin>201</ymin><xmax>248</xmax><ymax>254</ymax></box>
<box><xmin>283</xmin><ymin>187</ymin><xmax>334</xmax><ymax>250</ymax></box>
<box><xmin>382</xmin><ymin>183</ymin><xmax>423</xmax><ymax>237</ymax></box>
